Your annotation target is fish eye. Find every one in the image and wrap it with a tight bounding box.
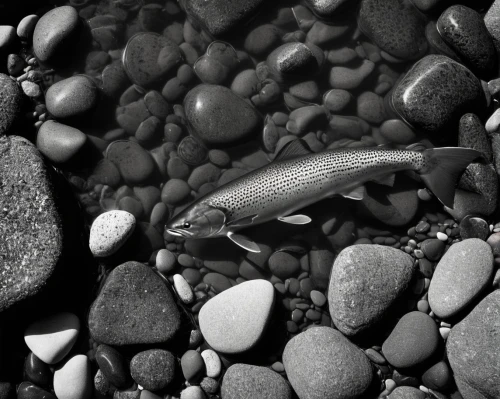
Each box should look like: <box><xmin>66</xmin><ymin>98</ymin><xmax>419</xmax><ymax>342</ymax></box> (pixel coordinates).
<box><xmin>183</xmin><ymin>222</ymin><xmax>191</xmax><ymax>228</ymax></box>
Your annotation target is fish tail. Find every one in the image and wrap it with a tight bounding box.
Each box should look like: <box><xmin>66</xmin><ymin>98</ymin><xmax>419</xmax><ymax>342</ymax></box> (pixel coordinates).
<box><xmin>419</xmin><ymin>147</ymin><xmax>481</xmax><ymax>208</ymax></box>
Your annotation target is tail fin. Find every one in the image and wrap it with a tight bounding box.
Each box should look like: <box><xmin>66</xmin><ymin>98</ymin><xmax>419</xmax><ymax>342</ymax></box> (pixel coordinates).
<box><xmin>419</xmin><ymin>147</ymin><xmax>481</xmax><ymax>208</ymax></box>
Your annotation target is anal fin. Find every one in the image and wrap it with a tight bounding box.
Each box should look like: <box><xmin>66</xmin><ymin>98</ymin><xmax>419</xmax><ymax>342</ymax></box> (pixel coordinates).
<box><xmin>227</xmin><ymin>231</ymin><xmax>261</xmax><ymax>253</ymax></box>
<box><xmin>278</xmin><ymin>214</ymin><xmax>312</xmax><ymax>224</ymax></box>
<box><xmin>339</xmin><ymin>186</ymin><xmax>365</xmax><ymax>200</ymax></box>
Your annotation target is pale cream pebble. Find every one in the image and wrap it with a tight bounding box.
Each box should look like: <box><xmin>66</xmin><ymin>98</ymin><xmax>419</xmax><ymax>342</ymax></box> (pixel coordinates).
<box><xmin>173</xmin><ymin>274</ymin><xmax>195</xmax><ymax>304</ymax></box>
<box><xmin>201</xmin><ymin>349</ymin><xmax>222</xmax><ymax>378</ymax></box>
<box><xmin>89</xmin><ymin>210</ymin><xmax>136</xmax><ymax>257</ymax></box>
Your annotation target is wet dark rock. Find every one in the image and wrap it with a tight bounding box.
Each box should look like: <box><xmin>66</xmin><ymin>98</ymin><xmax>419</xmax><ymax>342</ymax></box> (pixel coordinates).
<box><xmin>33</xmin><ymin>6</ymin><xmax>80</xmax><ymax>63</ymax></box>
<box><xmin>244</xmin><ymin>24</ymin><xmax>282</xmax><ymax>57</ymax></box>
<box><xmin>382</xmin><ymin>311</ymin><xmax>441</xmax><ymax>369</ymax></box>
<box><xmin>178</xmin><ymin>136</ymin><xmax>207</xmax><ymax>165</ymax></box>
<box><xmin>358</xmin><ymin>0</ymin><xmax>427</xmax><ymax>60</ymax></box>
<box><xmin>181</xmin><ymin>350</ymin><xmax>205</xmax><ymax>384</ymax></box>
<box><xmin>139</xmin><ymin>4</ymin><xmax>169</xmax><ymax>32</ymax></box>
<box><xmin>130</xmin><ymin>349</ymin><xmax>176</xmax><ymax>391</ymax></box>
<box><xmin>304</xmin><ymin>0</ymin><xmax>353</xmax><ymax>18</ymax></box>
<box><xmin>116</xmin><ymin>99</ymin><xmax>151</xmax><ymax>136</ymax></box>
<box><xmin>0</xmin><ymin>136</ymin><xmax>63</xmax><ymax>312</ymax></box>
<box><xmin>122</xmin><ymin>32</ymin><xmax>183</xmax><ymax>88</ymax></box>
<box><xmin>96</xmin><ymin>345</ymin><xmax>131</xmax><ymax>389</ymax></box>
<box><xmin>0</xmin><ymin>383</ymin><xmax>14</xmax><ymax>399</ymax></box>
<box><xmin>88</xmin><ymin>261</ymin><xmax>181</xmax><ymax>346</ymax></box>
<box><xmin>446</xmin><ymin>189</ymin><xmax>497</xmax><ymax>221</ymax></box>
<box><xmin>89</xmin><ymin>15</ymin><xmax>124</xmax><ymax>52</ymax></box>
<box><xmin>283</xmin><ymin>327</ymin><xmax>373</xmax><ymax>399</ymax></box>
<box><xmin>180</xmin><ymin>0</ymin><xmax>266</xmax><ymax>37</ymax></box>
<box><xmin>425</xmin><ymin>21</ymin><xmax>460</xmax><ymax>61</ymax></box>
<box><xmin>459</xmin><ymin>216</ymin><xmax>489</xmax><ymax>240</ymax></box>
<box><xmin>420</xmin><ymin>239</ymin><xmax>445</xmax><ymax>261</ymax></box>
<box><xmin>221</xmin><ymin>364</ymin><xmax>292</xmax><ymax>399</ymax></box>
<box><xmin>388</xmin><ymin>386</ymin><xmax>426</xmax><ymax>399</ymax></box>
<box><xmin>102</xmin><ymin>61</ymin><xmax>130</xmax><ymax>100</ymax></box>
<box><xmin>264</xmin><ymin>42</ymin><xmax>324</xmax><ymax>83</ymax></box>
<box><xmin>194</xmin><ymin>41</ymin><xmax>239</xmax><ymax>85</ymax></box>
<box><xmin>458</xmin><ymin>114</ymin><xmax>492</xmax><ymax>162</ymax></box>
<box><xmin>329</xmin><ymin>245</ymin><xmax>415</xmax><ymax>336</ymax></box>
<box><xmin>422</xmin><ymin>361</ymin><xmax>453</xmax><ymax>392</ymax></box>
<box><xmin>17</xmin><ymin>382</ymin><xmax>56</xmax><ymax>399</ymax></box>
<box><xmin>447</xmin><ymin>290</ymin><xmax>500</xmax><ymax>399</ymax></box>
<box><xmin>24</xmin><ymin>353</ymin><xmax>52</xmax><ymax>389</ymax></box>
<box><xmin>144</xmin><ymin>91</ymin><xmax>171</xmax><ymax>120</ymax></box>
<box><xmin>485</xmin><ymin>0</ymin><xmax>500</xmax><ymax>53</ymax></box>
<box><xmin>391</xmin><ymin>55</ymin><xmax>484</xmax><ymax>135</ymax></box>
<box><xmin>437</xmin><ymin>5</ymin><xmax>497</xmax><ymax>79</ymax></box>
<box><xmin>106</xmin><ymin>140</ymin><xmax>156</xmax><ymax>185</ymax></box>
<box><xmin>0</xmin><ymin>73</ymin><xmax>22</xmax><ymax>136</ymax></box>
<box><xmin>309</xmin><ymin>247</ymin><xmax>336</xmax><ymax>291</ymax></box>
<box><xmin>94</xmin><ymin>370</ymin><xmax>116</xmax><ymax>397</ymax></box>
<box><xmin>184</xmin><ymin>84</ymin><xmax>262</xmax><ymax>147</ymax></box>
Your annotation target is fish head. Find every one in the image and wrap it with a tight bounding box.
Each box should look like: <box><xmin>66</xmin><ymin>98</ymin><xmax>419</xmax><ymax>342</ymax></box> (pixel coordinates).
<box><xmin>165</xmin><ymin>203</ymin><xmax>227</xmax><ymax>239</ymax></box>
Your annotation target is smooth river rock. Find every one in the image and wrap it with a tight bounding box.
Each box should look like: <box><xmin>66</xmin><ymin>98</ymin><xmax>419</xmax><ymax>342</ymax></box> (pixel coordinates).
<box><xmin>33</xmin><ymin>6</ymin><xmax>80</xmax><ymax>62</ymax></box>
<box><xmin>0</xmin><ymin>136</ymin><xmax>63</xmax><ymax>311</ymax></box>
<box><xmin>447</xmin><ymin>290</ymin><xmax>500</xmax><ymax>399</ymax></box>
<box><xmin>36</xmin><ymin>121</ymin><xmax>88</xmax><ymax>164</ymax></box>
<box><xmin>358</xmin><ymin>0</ymin><xmax>427</xmax><ymax>60</ymax></box>
<box><xmin>88</xmin><ymin>261</ymin><xmax>181</xmax><ymax>346</ymax></box>
<box><xmin>391</xmin><ymin>55</ymin><xmax>484</xmax><ymax>134</ymax></box>
<box><xmin>184</xmin><ymin>84</ymin><xmax>262</xmax><ymax>147</ymax></box>
<box><xmin>45</xmin><ymin>75</ymin><xmax>99</xmax><ymax>119</ymax></box>
<box><xmin>283</xmin><ymin>327</ymin><xmax>373</xmax><ymax>399</ymax></box>
<box><xmin>328</xmin><ymin>244</ymin><xmax>415</xmax><ymax>336</ymax></box>
<box><xmin>198</xmin><ymin>279</ymin><xmax>274</xmax><ymax>354</ymax></box>
<box><xmin>428</xmin><ymin>238</ymin><xmax>493</xmax><ymax>319</ymax></box>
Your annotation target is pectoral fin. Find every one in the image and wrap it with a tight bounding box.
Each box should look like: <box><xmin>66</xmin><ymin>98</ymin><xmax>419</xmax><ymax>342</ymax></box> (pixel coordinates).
<box><xmin>278</xmin><ymin>214</ymin><xmax>312</xmax><ymax>224</ymax></box>
<box><xmin>372</xmin><ymin>173</ymin><xmax>395</xmax><ymax>187</ymax></box>
<box><xmin>227</xmin><ymin>231</ymin><xmax>261</xmax><ymax>253</ymax></box>
<box><xmin>226</xmin><ymin>214</ymin><xmax>258</xmax><ymax>227</ymax></box>
<box><xmin>339</xmin><ymin>186</ymin><xmax>365</xmax><ymax>200</ymax></box>
<box><xmin>274</xmin><ymin>139</ymin><xmax>313</xmax><ymax>161</ymax></box>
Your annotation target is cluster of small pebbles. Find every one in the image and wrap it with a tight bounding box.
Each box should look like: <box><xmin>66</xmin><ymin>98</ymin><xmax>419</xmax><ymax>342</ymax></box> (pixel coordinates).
<box><xmin>2</xmin><ymin>0</ymin><xmax>500</xmax><ymax>399</ymax></box>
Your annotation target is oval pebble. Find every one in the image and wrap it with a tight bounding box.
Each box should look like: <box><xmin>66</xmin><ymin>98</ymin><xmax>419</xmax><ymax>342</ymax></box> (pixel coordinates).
<box><xmin>130</xmin><ymin>349</ymin><xmax>176</xmax><ymax>391</ymax></box>
<box><xmin>181</xmin><ymin>350</ymin><xmax>205</xmax><ymax>383</ymax></box>
<box><xmin>24</xmin><ymin>312</ymin><xmax>80</xmax><ymax>365</ymax></box>
<box><xmin>95</xmin><ymin>344</ymin><xmax>131</xmax><ymax>390</ymax></box>
<box><xmin>181</xmin><ymin>386</ymin><xmax>206</xmax><ymax>399</ymax></box>
<box><xmin>17</xmin><ymin>381</ymin><xmax>56</xmax><ymax>399</ymax></box>
<box><xmin>173</xmin><ymin>274</ymin><xmax>195</xmax><ymax>304</ymax></box>
<box><xmin>37</xmin><ymin>120</ymin><xmax>87</xmax><ymax>164</ymax></box>
<box><xmin>201</xmin><ymin>349</ymin><xmax>221</xmax><ymax>378</ymax></box>
<box><xmin>53</xmin><ymin>355</ymin><xmax>92</xmax><ymax>399</ymax></box>
<box><xmin>178</xmin><ymin>136</ymin><xmax>208</xmax><ymax>165</ymax></box>
<box><xmin>17</xmin><ymin>15</ymin><xmax>39</xmax><ymax>40</ymax></box>
<box><xmin>268</xmin><ymin>252</ymin><xmax>300</xmax><ymax>280</ymax></box>
<box><xmin>161</xmin><ymin>179</ymin><xmax>191</xmax><ymax>205</ymax></box>
<box><xmin>156</xmin><ymin>249</ymin><xmax>177</xmax><ymax>274</ymax></box>
<box><xmin>89</xmin><ymin>210</ymin><xmax>136</xmax><ymax>257</ymax></box>
<box><xmin>329</xmin><ymin>60</ymin><xmax>375</xmax><ymax>90</ymax></box>
<box><xmin>310</xmin><ymin>290</ymin><xmax>326</xmax><ymax>307</ymax></box>
<box><xmin>107</xmin><ymin>140</ymin><xmax>156</xmax><ymax>185</ymax></box>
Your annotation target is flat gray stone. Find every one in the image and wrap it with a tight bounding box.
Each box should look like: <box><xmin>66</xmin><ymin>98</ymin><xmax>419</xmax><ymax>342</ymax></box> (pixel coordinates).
<box><xmin>283</xmin><ymin>327</ymin><xmax>373</xmax><ymax>399</ymax></box>
<box><xmin>328</xmin><ymin>244</ymin><xmax>415</xmax><ymax>336</ymax></box>
<box><xmin>0</xmin><ymin>136</ymin><xmax>63</xmax><ymax>312</ymax></box>
<box><xmin>198</xmin><ymin>279</ymin><xmax>274</xmax><ymax>354</ymax></box>
<box><xmin>428</xmin><ymin>239</ymin><xmax>494</xmax><ymax>319</ymax></box>
<box><xmin>447</xmin><ymin>290</ymin><xmax>500</xmax><ymax>399</ymax></box>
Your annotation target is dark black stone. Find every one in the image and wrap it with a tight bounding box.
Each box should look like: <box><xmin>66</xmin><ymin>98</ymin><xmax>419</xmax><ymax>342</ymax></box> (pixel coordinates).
<box><xmin>95</xmin><ymin>345</ymin><xmax>132</xmax><ymax>390</ymax></box>
<box><xmin>358</xmin><ymin>0</ymin><xmax>427</xmax><ymax>60</ymax></box>
<box><xmin>458</xmin><ymin>114</ymin><xmax>493</xmax><ymax>162</ymax></box>
<box><xmin>17</xmin><ymin>382</ymin><xmax>56</xmax><ymax>399</ymax></box>
<box><xmin>459</xmin><ymin>216</ymin><xmax>490</xmax><ymax>240</ymax></box>
<box><xmin>23</xmin><ymin>353</ymin><xmax>52</xmax><ymax>390</ymax></box>
<box><xmin>0</xmin><ymin>383</ymin><xmax>14</xmax><ymax>399</ymax></box>
<box><xmin>437</xmin><ymin>5</ymin><xmax>497</xmax><ymax>79</ymax></box>
<box><xmin>391</xmin><ymin>55</ymin><xmax>484</xmax><ymax>135</ymax></box>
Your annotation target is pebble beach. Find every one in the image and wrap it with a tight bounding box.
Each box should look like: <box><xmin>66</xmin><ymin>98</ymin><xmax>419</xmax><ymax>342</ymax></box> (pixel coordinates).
<box><xmin>0</xmin><ymin>0</ymin><xmax>500</xmax><ymax>399</ymax></box>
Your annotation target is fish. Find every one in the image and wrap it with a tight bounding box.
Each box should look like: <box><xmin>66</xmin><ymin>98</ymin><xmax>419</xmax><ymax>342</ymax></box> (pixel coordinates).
<box><xmin>165</xmin><ymin>139</ymin><xmax>480</xmax><ymax>253</ymax></box>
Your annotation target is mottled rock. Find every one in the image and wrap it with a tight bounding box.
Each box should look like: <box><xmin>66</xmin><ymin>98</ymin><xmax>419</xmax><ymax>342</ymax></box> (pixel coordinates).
<box><xmin>180</xmin><ymin>0</ymin><xmax>266</xmax><ymax>37</ymax></box>
<box><xmin>0</xmin><ymin>136</ymin><xmax>63</xmax><ymax>311</ymax></box>
<box><xmin>428</xmin><ymin>239</ymin><xmax>493</xmax><ymax>318</ymax></box>
<box><xmin>198</xmin><ymin>279</ymin><xmax>274</xmax><ymax>354</ymax></box>
<box><xmin>329</xmin><ymin>245</ymin><xmax>415</xmax><ymax>336</ymax></box>
<box><xmin>131</xmin><ymin>349</ymin><xmax>176</xmax><ymax>391</ymax></box>
<box><xmin>33</xmin><ymin>6</ymin><xmax>80</xmax><ymax>62</ymax></box>
<box><xmin>391</xmin><ymin>55</ymin><xmax>484</xmax><ymax>134</ymax></box>
<box><xmin>304</xmin><ymin>0</ymin><xmax>353</xmax><ymax>18</ymax></box>
<box><xmin>358</xmin><ymin>0</ymin><xmax>427</xmax><ymax>60</ymax></box>
<box><xmin>0</xmin><ymin>74</ymin><xmax>22</xmax><ymax>136</ymax></box>
<box><xmin>437</xmin><ymin>5</ymin><xmax>496</xmax><ymax>78</ymax></box>
<box><xmin>221</xmin><ymin>364</ymin><xmax>292</xmax><ymax>399</ymax></box>
<box><xmin>447</xmin><ymin>290</ymin><xmax>500</xmax><ymax>399</ymax></box>
<box><xmin>283</xmin><ymin>327</ymin><xmax>373</xmax><ymax>399</ymax></box>
<box><xmin>184</xmin><ymin>84</ymin><xmax>262</xmax><ymax>147</ymax></box>
<box><xmin>382</xmin><ymin>311</ymin><xmax>441</xmax><ymax>369</ymax></box>
<box><xmin>89</xmin><ymin>210</ymin><xmax>136</xmax><ymax>257</ymax></box>
<box><xmin>485</xmin><ymin>0</ymin><xmax>500</xmax><ymax>53</ymax></box>
<box><xmin>88</xmin><ymin>261</ymin><xmax>181</xmax><ymax>346</ymax></box>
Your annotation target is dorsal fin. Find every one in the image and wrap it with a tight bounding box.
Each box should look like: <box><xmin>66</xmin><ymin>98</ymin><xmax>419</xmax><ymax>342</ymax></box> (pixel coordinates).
<box><xmin>406</xmin><ymin>142</ymin><xmax>428</xmax><ymax>152</ymax></box>
<box><xmin>274</xmin><ymin>139</ymin><xmax>313</xmax><ymax>162</ymax></box>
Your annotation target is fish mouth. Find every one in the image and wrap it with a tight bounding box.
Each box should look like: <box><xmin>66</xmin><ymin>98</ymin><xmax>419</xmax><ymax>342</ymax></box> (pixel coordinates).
<box><xmin>166</xmin><ymin>229</ymin><xmax>193</xmax><ymax>238</ymax></box>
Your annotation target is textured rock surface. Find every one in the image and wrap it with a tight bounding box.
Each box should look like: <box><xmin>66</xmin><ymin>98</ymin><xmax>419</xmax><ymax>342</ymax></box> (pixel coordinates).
<box><xmin>0</xmin><ymin>74</ymin><xmax>22</xmax><ymax>136</ymax></box>
<box><xmin>391</xmin><ymin>55</ymin><xmax>484</xmax><ymax>134</ymax></box>
<box><xmin>283</xmin><ymin>327</ymin><xmax>373</xmax><ymax>399</ymax></box>
<box><xmin>328</xmin><ymin>245</ymin><xmax>415</xmax><ymax>336</ymax></box>
<box><xmin>447</xmin><ymin>290</ymin><xmax>500</xmax><ymax>399</ymax></box>
<box><xmin>221</xmin><ymin>364</ymin><xmax>292</xmax><ymax>399</ymax></box>
<box><xmin>428</xmin><ymin>239</ymin><xmax>493</xmax><ymax>318</ymax></box>
<box><xmin>0</xmin><ymin>136</ymin><xmax>63</xmax><ymax>312</ymax></box>
<box><xmin>88</xmin><ymin>261</ymin><xmax>181</xmax><ymax>346</ymax></box>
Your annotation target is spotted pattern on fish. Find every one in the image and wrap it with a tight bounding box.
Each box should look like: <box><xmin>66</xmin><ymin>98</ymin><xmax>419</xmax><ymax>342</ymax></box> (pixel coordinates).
<box><xmin>201</xmin><ymin>147</ymin><xmax>425</xmax><ymax>224</ymax></box>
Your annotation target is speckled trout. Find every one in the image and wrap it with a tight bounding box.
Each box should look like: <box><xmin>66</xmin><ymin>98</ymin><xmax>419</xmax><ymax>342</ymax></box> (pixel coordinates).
<box><xmin>165</xmin><ymin>140</ymin><xmax>480</xmax><ymax>252</ymax></box>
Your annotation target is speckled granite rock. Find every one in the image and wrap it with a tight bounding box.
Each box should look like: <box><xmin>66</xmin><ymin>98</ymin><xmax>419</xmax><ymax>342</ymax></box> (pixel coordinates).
<box><xmin>447</xmin><ymin>290</ymin><xmax>500</xmax><ymax>399</ymax></box>
<box><xmin>484</xmin><ymin>0</ymin><xmax>500</xmax><ymax>53</ymax></box>
<box><xmin>391</xmin><ymin>55</ymin><xmax>484</xmax><ymax>135</ymax></box>
<box><xmin>0</xmin><ymin>136</ymin><xmax>63</xmax><ymax>312</ymax></box>
<box><xmin>0</xmin><ymin>74</ymin><xmax>22</xmax><ymax>136</ymax></box>
<box><xmin>328</xmin><ymin>245</ymin><xmax>415</xmax><ymax>336</ymax></box>
<box><xmin>358</xmin><ymin>0</ymin><xmax>427</xmax><ymax>60</ymax></box>
<box><xmin>304</xmin><ymin>0</ymin><xmax>353</xmax><ymax>18</ymax></box>
<box><xmin>179</xmin><ymin>0</ymin><xmax>266</xmax><ymax>37</ymax></box>
<box><xmin>88</xmin><ymin>261</ymin><xmax>181</xmax><ymax>346</ymax></box>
